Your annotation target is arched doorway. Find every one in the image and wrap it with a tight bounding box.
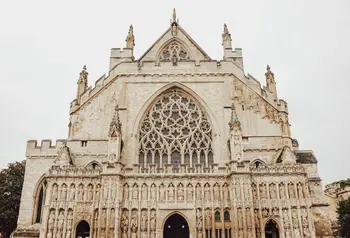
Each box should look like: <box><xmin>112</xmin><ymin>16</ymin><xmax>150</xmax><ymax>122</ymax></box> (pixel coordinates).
<box><xmin>265</xmin><ymin>220</ymin><xmax>279</xmax><ymax>238</ymax></box>
<box><xmin>163</xmin><ymin>213</ymin><xmax>189</xmax><ymax>238</ymax></box>
<box><xmin>76</xmin><ymin>220</ymin><xmax>90</xmax><ymax>238</ymax></box>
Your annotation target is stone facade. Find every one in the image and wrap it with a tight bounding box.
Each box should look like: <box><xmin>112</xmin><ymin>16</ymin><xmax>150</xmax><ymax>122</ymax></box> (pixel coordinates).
<box><xmin>14</xmin><ymin>9</ymin><xmax>332</xmax><ymax>238</ymax></box>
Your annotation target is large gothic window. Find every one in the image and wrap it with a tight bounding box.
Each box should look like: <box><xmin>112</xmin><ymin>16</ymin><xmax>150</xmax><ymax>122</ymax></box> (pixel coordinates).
<box><xmin>138</xmin><ymin>88</ymin><xmax>213</xmax><ymax>167</ymax></box>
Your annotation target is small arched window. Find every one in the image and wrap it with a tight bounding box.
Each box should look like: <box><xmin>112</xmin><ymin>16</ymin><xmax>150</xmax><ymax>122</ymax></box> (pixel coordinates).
<box><xmin>224</xmin><ymin>211</ymin><xmax>230</xmax><ymax>221</ymax></box>
<box><xmin>215</xmin><ymin>211</ymin><xmax>221</xmax><ymax>221</ymax></box>
<box><xmin>33</xmin><ymin>178</ymin><xmax>46</xmax><ymax>224</ymax></box>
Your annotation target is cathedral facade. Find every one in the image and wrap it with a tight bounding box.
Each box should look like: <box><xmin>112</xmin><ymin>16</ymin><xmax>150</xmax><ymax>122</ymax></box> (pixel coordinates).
<box><xmin>14</xmin><ymin>10</ymin><xmax>332</xmax><ymax>238</ymax></box>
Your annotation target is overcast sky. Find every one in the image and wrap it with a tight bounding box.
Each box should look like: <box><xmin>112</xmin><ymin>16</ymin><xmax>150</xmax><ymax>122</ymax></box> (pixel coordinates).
<box><xmin>0</xmin><ymin>0</ymin><xmax>349</xmax><ymax>185</ymax></box>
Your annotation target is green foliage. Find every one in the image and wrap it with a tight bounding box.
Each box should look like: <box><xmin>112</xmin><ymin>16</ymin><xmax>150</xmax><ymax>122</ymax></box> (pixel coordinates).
<box><xmin>337</xmin><ymin>196</ymin><xmax>350</xmax><ymax>238</ymax></box>
<box><xmin>0</xmin><ymin>160</ymin><xmax>26</xmax><ymax>236</ymax></box>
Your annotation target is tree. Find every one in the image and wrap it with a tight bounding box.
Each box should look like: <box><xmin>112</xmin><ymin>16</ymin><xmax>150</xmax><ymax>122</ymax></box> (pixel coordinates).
<box><xmin>337</xmin><ymin>196</ymin><xmax>350</xmax><ymax>238</ymax></box>
<box><xmin>0</xmin><ymin>160</ymin><xmax>26</xmax><ymax>238</ymax></box>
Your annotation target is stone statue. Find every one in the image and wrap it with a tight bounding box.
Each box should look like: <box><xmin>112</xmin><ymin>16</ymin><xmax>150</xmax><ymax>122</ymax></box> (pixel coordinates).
<box><xmin>132</xmin><ymin>185</ymin><xmax>139</xmax><ymax>200</ymax></box>
<box><xmin>252</xmin><ymin>185</ymin><xmax>258</xmax><ymax>200</ymax></box>
<box><xmin>66</xmin><ymin>210</ymin><xmax>73</xmax><ymax>232</ymax></box>
<box><xmin>123</xmin><ymin>185</ymin><xmax>129</xmax><ymax>200</ymax></box>
<box><xmin>52</xmin><ymin>184</ymin><xmax>58</xmax><ymax>201</ymax></box>
<box><xmin>151</xmin><ymin>184</ymin><xmax>156</xmax><ymax>200</ymax></box>
<box><xmin>110</xmin><ymin>209</ymin><xmax>115</xmax><ymax>229</ymax></box>
<box><xmin>255</xmin><ymin>209</ymin><xmax>261</xmax><ymax>238</ymax></box>
<box><xmin>87</xmin><ymin>184</ymin><xmax>93</xmax><ymax>201</ymax></box>
<box><xmin>273</xmin><ymin>208</ymin><xmax>279</xmax><ymax>217</ymax></box>
<box><xmin>178</xmin><ymin>185</ymin><xmax>184</xmax><ymax>201</ymax></box>
<box><xmin>168</xmin><ymin>184</ymin><xmax>175</xmax><ymax>200</ymax></box>
<box><xmin>196</xmin><ymin>209</ymin><xmax>203</xmax><ymax>231</ymax></box>
<box><xmin>130</xmin><ymin>210</ymin><xmax>138</xmax><ymax>234</ymax></box>
<box><xmin>302</xmin><ymin>211</ymin><xmax>308</xmax><ymax>227</ymax></box>
<box><xmin>187</xmin><ymin>185</ymin><xmax>194</xmax><ymax>201</ymax></box>
<box><xmin>244</xmin><ymin>186</ymin><xmax>250</xmax><ymax>200</ymax></box>
<box><xmin>246</xmin><ymin>208</ymin><xmax>251</xmax><ymax>228</ymax></box>
<box><xmin>111</xmin><ymin>183</ymin><xmax>117</xmax><ymax>200</ymax></box>
<box><xmin>104</xmin><ymin>183</ymin><xmax>109</xmax><ymax>200</ymax></box>
<box><xmin>223</xmin><ymin>185</ymin><xmax>229</xmax><ymax>201</ymax></box>
<box><xmin>141</xmin><ymin>210</ymin><xmax>148</xmax><ymax>232</ymax></box>
<box><xmin>196</xmin><ymin>186</ymin><xmax>202</xmax><ymax>200</ymax></box>
<box><xmin>279</xmin><ymin>183</ymin><xmax>285</xmax><ymax>199</ymax></box>
<box><xmin>95</xmin><ymin>184</ymin><xmax>101</xmax><ymax>201</ymax></box>
<box><xmin>238</xmin><ymin>208</ymin><xmax>243</xmax><ymax>228</ymax></box>
<box><xmin>283</xmin><ymin>209</ymin><xmax>290</xmax><ymax>228</ymax></box>
<box><xmin>288</xmin><ymin>183</ymin><xmax>295</xmax><ymax>199</ymax></box>
<box><xmin>61</xmin><ymin>184</ymin><xmax>67</xmax><ymax>201</ymax></box>
<box><xmin>121</xmin><ymin>210</ymin><xmax>129</xmax><ymax>238</ymax></box>
<box><xmin>292</xmin><ymin>209</ymin><xmax>298</xmax><ymax>228</ymax></box>
<box><xmin>285</xmin><ymin>229</ymin><xmax>292</xmax><ymax>238</ymax></box>
<box><xmin>150</xmin><ymin>210</ymin><xmax>156</xmax><ymax>238</ymax></box>
<box><xmin>57</xmin><ymin>210</ymin><xmax>64</xmax><ymax>232</ymax></box>
<box><xmin>270</xmin><ymin>184</ymin><xmax>276</xmax><ymax>199</ymax></box>
<box><xmin>303</xmin><ymin>227</ymin><xmax>311</xmax><ymax>238</ymax></box>
<box><xmin>101</xmin><ymin>209</ymin><xmax>107</xmax><ymax>228</ymax></box>
<box><xmin>159</xmin><ymin>184</ymin><xmax>166</xmax><ymax>200</ymax></box>
<box><xmin>297</xmin><ymin>183</ymin><xmax>304</xmax><ymax>198</ymax></box>
<box><xmin>235</xmin><ymin>186</ymin><xmax>241</xmax><ymax>200</ymax></box>
<box><xmin>205</xmin><ymin>210</ymin><xmax>212</xmax><ymax>229</ymax></box>
<box><xmin>262</xmin><ymin>208</ymin><xmax>269</xmax><ymax>218</ymax></box>
<box><xmin>204</xmin><ymin>185</ymin><xmax>211</xmax><ymax>201</ymax></box>
<box><xmin>141</xmin><ymin>184</ymin><xmax>148</xmax><ymax>200</ymax></box>
<box><xmin>260</xmin><ymin>184</ymin><xmax>267</xmax><ymax>199</ymax></box>
<box><xmin>214</xmin><ymin>185</ymin><xmax>220</xmax><ymax>200</ymax></box>
<box><xmin>48</xmin><ymin>210</ymin><xmax>55</xmax><ymax>232</ymax></box>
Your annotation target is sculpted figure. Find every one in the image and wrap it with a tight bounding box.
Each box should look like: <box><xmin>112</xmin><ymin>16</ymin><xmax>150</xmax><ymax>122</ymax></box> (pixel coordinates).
<box><xmin>130</xmin><ymin>210</ymin><xmax>138</xmax><ymax>233</ymax></box>
<box><xmin>95</xmin><ymin>184</ymin><xmax>101</xmax><ymax>201</ymax></box>
<box><xmin>235</xmin><ymin>186</ymin><xmax>241</xmax><ymax>200</ymax></box>
<box><xmin>302</xmin><ymin>210</ymin><xmax>308</xmax><ymax>227</ymax></box>
<box><xmin>87</xmin><ymin>184</ymin><xmax>93</xmax><ymax>201</ymax></box>
<box><xmin>141</xmin><ymin>210</ymin><xmax>148</xmax><ymax>232</ymax></box>
<box><xmin>223</xmin><ymin>185</ymin><xmax>229</xmax><ymax>201</ymax></box>
<box><xmin>132</xmin><ymin>185</ymin><xmax>139</xmax><ymax>200</ymax></box>
<box><xmin>168</xmin><ymin>184</ymin><xmax>175</xmax><ymax>200</ymax></box>
<box><xmin>279</xmin><ymin>183</ymin><xmax>285</xmax><ymax>199</ymax></box>
<box><xmin>52</xmin><ymin>184</ymin><xmax>58</xmax><ymax>201</ymax></box>
<box><xmin>204</xmin><ymin>185</ymin><xmax>211</xmax><ymax>201</ymax></box>
<box><xmin>150</xmin><ymin>210</ymin><xmax>156</xmax><ymax>238</ymax></box>
<box><xmin>255</xmin><ymin>210</ymin><xmax>261</xmax><ymax>238</ymax></box>
<box><xmin>66</xmin><ymin>210</ymin><xmax>73</xmax><ymax>231</ymax></box>
<box><xmin>246</xmin><ymin>208</ymin><xmax>251</xmax><ymax>228</ymax></box>
<box><xmin>111</xmin><ymin>183</ymin><xmax>117</xmax><ymax>200</ymax></box>
<box><xmin>61</xmin><ymin>184</ymin><xmax>67</xmax><ymax>201</ymax></box>
<box><xmin>292</xmin><ymin>209</ymin><xmax>298</xmax><ymax>228</ymax></box>
<box><xmin>151</xmin><ymin>184</ymin><xmax>157</xmax><ymax>200</ymax></box>
<box><xmin>270</xmin><ymin>184</ymin><xmax>276</xmax><ymax>199</ymax></box>
<box><xmin>110</xmin><ymin>209</ymin><xmax>115</xmax><ymax>229</ymax></box>
<box><xmin>57</xmin><ymin>210</ymin><xmax>64</xmax><ymax>232</ymax></box>
<box><xmin>238</xmin><ymin>208</ymin><xmax>243</xmax><ymax>228</ymax></box>
<box><xmin>259</xmin><ymin>184</ymin><xmax>267</xmax><ymax>199</ymax></box>
<box><xmin>69</xmin><ymin>184</ymin><xmax>76</xmax><ymax>201</ymax></box>
<box><xmin>196</xmin><ymin>209</ymin><xmax>203</xmax><ymax>231</ymax></box>
<box><xmin>104</xmin><ymin>182</ymin><xmax>109</xmax><ymax>200</ymax></box>
<box><xmin>262</xmin><ymin>208</ymin><xmax>269</xmax><ymax>218</ymax></box>
<box><xmin>121</xmin><ymin>210</ymin><xmax>129</xmax><ymax>238</ymax></box>
<box><xmin>245</xmin><ymin>186</ymin><xmax>250</xmax><ymax>200</ymax></box>
<box><xmin>303</xmin><ymin>227</ymin><xmax>311</xmax><ymax>238</ymax></box>
<box><xmin>77</xmin><ymin>184</ymin><xmax>84</xmax><ymax>200</ymax></box>
<box><xmin>141</xmin><ymin>184</ymin><xmax>148</xmax><ymax>200</ymax></box>
<box><xmin>48</xmin><ymin>210</ymin><xmax>55</xmax><ymax>232</ymax></box>
<box><xmin>288</xmin><ymin>183</ymin><xmax>295</xmax><ymax>199</ymax></box>
<box><xmin>196</xmin><ymin>185</ymin><xmax>202</xmax><ymax>201</ymax></box>
<box><xmin>178</xmin><ymin>184</ymin><xmax>184</xmax><ymax>201</ymax></box>
<box><xmin>159</xmin><ymin>184</ymin><xmax>166</xmax><ymax>200</ymax></box>
<box><xmin>214</xmin><ymin>185</ymin><xmax>220</xmax><ymax>200</ymax></box>
<box><xmin>285</xmin><ymin>229</ymin><xmax>291</xmax><ymax>238</ymax></box>
<box><xmin>297</xmin><ymin>183</ymin><xmax>304</xmax><ymax>198</ymax></box>
<box><xmin>205</xmin><ymin>210</ymin><xmax>212</xmax><ymax>229</ymax></box>
<box><xmin>187</xmin><ymin>184</ymin><xmax>194</xmax><ymax>201</ymax></box>
<box><xmin>101</xmin><ymin>209</ymin><xmax>107</xmax><ymax>228</ymax></box>
<box><xmin>283</xmin><ymin>209</ymin><xmax>290</xmax><ymax>228</ymax></box>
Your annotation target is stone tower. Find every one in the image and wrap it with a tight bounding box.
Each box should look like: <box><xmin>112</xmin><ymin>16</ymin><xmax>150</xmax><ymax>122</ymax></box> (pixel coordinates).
<box><xmin>13</xmin><ymin>10</ymin><xmax>332</xmax><ymax>238</ymax></box>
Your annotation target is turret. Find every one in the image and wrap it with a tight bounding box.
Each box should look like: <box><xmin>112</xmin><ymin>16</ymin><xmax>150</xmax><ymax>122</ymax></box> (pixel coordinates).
<box><xmin>109</xmin><ymin>25</ymin><xmax>135</xmax><ymax>71</ymax></box>
<box><xmin>228</xmin><ymin>103</ymin><xmax>243</xmax><ymax>162</ymax></box>
<box><xmin>265</xmin><ymin>65</ymin><xmax>278</xmax><ymax>103</ymax></box>
<box><xmin>222</xmin><ymin>24</ymin><xmax>244</xmax><ymax>70</ymax></box>
<box><xmin>76</xmin><ymin>65</ymin><xmax>88</xmax><ymax>105</ymax></box>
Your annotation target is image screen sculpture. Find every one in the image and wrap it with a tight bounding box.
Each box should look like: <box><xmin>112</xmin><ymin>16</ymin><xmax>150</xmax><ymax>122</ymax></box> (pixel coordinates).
<box><xmin>138</xmin><ymin>88</ymin><xmax>213</xmax><ymax>167</ymax></box>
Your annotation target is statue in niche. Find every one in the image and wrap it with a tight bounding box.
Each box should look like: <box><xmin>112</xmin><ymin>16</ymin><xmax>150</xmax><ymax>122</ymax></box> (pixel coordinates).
<box><xmin>196</xmin><ymin>186</ymin><xmax>202</xmax><ymax>201</ymax></box>
<box><xmin>259</xmin><ymin>184</ymin><xmax>267</xmax><ymax>199</ymax></box>
<box><xmin>303</xmin><ymin>227</ymin><xmax>311</xmax><ymax>238</ymax></box>
<box><xmin>297</xmin><ymin>183</ymin><xmax>304</xmax><ymax>198</ymax></box>
<box><xmin>254</xmin><ymin>209</ymin><xmax>260</xmax><ymax>238</ymax></box>
<box><xmin>141</xmin><ymin>210</ymin><xmax>148</xmax><ymax>232</ymax></box>
<box><xmin>48</xmin><ymin>210</ymin><xmax>55</xmax><ymax>232</ymax></box>
<box><xmin>205</xmin><ymin>210</ymin><xmax>212</xmax><ymax>229</ymax></box>
<box><xmin>245</xmin><ymin>186</ymin><xmax>250</xmax><ymax>200</ymax></box>
<box><xmin>130</xmin><ymin>210</ymin><xmax>138</xmax><ymax>234</ymax></box>
<box><xmin>178</xmin><ymin>185</ymin><xmax>184</xmax><ymax>201</ymax></box>
<box><xmin>94</xmin><ymin>210</ymin><xmax>99</xmax><ymax>230</ymax></box>
<box><xmin>285</xmin><ymin>229</ymin><xmax>292</xmax><ymax>238</ymax></box>
<box><xmin>111</xmin><ymin>183</ymin><xmax>117</xmax><ymax>200</ymax></box>
<box><xmin>279</xmin><ymin>184</ymin><xmax>285</xmax><ymax>199</ymax></box>
<box><xmin>132</xmin><ymin>185</ymin><xmax>139</xmax><ymax>200</ymax></box>
<box><xmin>123</xmin><ymin>185</ymin><xmax>129</xmax><ymax>200</ymax></box>
<box><xmin>246</xmin><ymin>208</ymin><xmax>251</xmax><ymax>228</ymax></box>
<box><xmin>301</xmin><ymin>209</ymin><xmax>308</xmax><ymax>227</ymax></box>
<box><xmin>121</xmin><ymin>211</ymin><xmax>129</xmax><ymax>238</ymax></box>
<box><xmin>187</xmin><ymin>185</ymin><xmax>194</xmax><ymax>201</ymax></box>
<box><xmin>196</xmin><ymin>209</ymin><xmax>203</xmax><ymax>231</ymax></box>
<box><xmin>57</xmin><ymin>210</ymin><xmax>64</xmax><ymax>232</ymax></box>
<box><xmin>95</xmin><ymin>184</ymin><xmax>101</xmax><ymax>201</ymax></box>
<box><xmin>252</xmin><ymin>185</ymin><xmax>257</xmax><ymax>200</ymax></box>
<box><xmin>141</xmin><ymin>184</ymin><xmax>147</xmax><ymax>200</ymax></box>
<box><xmin>61</xmin><ymin>184</ymin><xmax>67</xmax><ymax>201</ymax></box>
<box><xmin>77</xmin><ymin>184</ymin><xmax>84</xmax><ymax>200</ymax></box>
<box><xmin>238</xmin><ymin>208</ymin><xmax>243</xmax><ymax>229</ymax></box>
<box><xmin>236</xmin><ymin>186</ymin><xmax>241</xmax><ymax>200</ymax></box>
<box><xmin>104</xmin><ymin>183</ymin><xmax>109</xmax><ymax>200</ymax></box>
<box><xmin>66</xmin><ymin>210</ymin><xmax>73</xmax><ymax>237</ymax></box>
<box><xmin>168</xmin><ymin>184</ymin><xmax>175</xmax><ymax>200</ymax></box>
<box><xmin>213</xmin><ymin>185</ymin><xmax>220</xmax><ymax>200</ymax></box>
<box><xmin>87</xmin><ymin>184</ymin><xmax>93</xmax><ymax>201</ymax></box>
<box><xmin>101</xmin><ymin>209</ymin><xmax>107</xmax><ymax>228</ymax></box>
<box><xmin>270</xmin><ymin>184</ymin><xmax>276</xmax><ymax>199</ymax></box>
<box><xmin>150</xmin><ymin>210</ymin><xmax>156</xmax><ymax>238</ymax></box>
<box><xmin>52</xmin><ymin>184</ymin><xmax>58</xmax><ymax>201</ymax></box>
<box><xmin>262</xmin><ymin>208</ymin><xmax>269</xmax><ymax>218</ymax></box>
<box><xmin>110</xmin><ymin>209</ymin><xmax>115</xmax><ymax>229</ymax></box>
<box><xmin>292</xmin><ymin>209</ymin><xmax>298</xmax><ymax>228</ymax></box>
<box><xmin>223</xmin><ymin>185</ymin><xmax>229</xmax><ymax>201</ymax></box>
<box><xmin>69</xmin><ymin>184</ymin><xmax>75</xmax><ymax>201</ymax></box>
<box><xmin>204</xmin><ymin>185</ymin><xmax>211</xmax><ymax>201</ymax></box>
<box><xmin>288</xmin><ymin>183</ymin><xmax>295</xmax><ymax>199</ymax></box>
<box><xmin>283</xmin><ymin>210</ymin><xmax>290</xmax><ymax>228</ymax></box>
<box><xmin>273</xmin><ymin>208</ymin><xmax>279</xmax><ymax>217</ymax></box>
<box><xmin>159</xmin><ymin>184</ymin><xmax>166</xmax><ymax>200</ymax></box>
<box><xmin>151</xmin><ymin>184</ymin><xmax>156</xmax><ymax>200</ymax></box>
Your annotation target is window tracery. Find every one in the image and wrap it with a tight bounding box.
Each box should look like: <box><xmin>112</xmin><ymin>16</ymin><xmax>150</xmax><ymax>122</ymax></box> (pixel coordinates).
<box><xmin>159</xmin><ymin>41</ymin><xmax>191</xmax><ymax>62</ymax></box>
<box><xmin>138</xmin><ymin>88</ymin><xmax>213</xmax><ymax>167</ymax></box>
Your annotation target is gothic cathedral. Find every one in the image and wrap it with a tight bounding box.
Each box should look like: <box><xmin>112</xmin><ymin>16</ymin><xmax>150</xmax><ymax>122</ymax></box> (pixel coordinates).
<box><xmin>14</xmin><ymin>10</ymin><xmax>333</xmax><ymax>238</ymax></box>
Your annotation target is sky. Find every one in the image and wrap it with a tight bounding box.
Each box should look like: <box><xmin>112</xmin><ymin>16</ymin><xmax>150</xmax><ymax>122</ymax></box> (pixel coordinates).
<box><xmin>0</xmin><ymin>0</ymin><xmax>349</xmax><ymax>186</ymax></box>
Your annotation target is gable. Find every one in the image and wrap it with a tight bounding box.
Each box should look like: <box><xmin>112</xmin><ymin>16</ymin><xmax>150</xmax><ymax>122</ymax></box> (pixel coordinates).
<box><xmin>139</xmin><ymin>25</ymin><xmax>211</xmax><ymax>63</ymax></box>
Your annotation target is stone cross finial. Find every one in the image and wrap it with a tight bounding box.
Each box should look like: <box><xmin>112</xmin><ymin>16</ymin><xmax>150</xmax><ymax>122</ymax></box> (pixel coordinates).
<box><xmin>265</xmin><ymin>64</ymin><xmax>276</xmax><ymax>84</ymax></box>
<box><xmin>79</xmin><ymin>65</ymin><xmax>88</xmax><ymax>83</ymax></box>
<box><xmin>109</xmin><ymin>104</ymin><xmax>122</xmax><ymax>137</ymax></box>
<box><xmin>224</xmin><ymin>23</ymin><xmax>229</xmax><ymax>34</ymax></box>
<box><xmin>173</xmin><ymin>8</ymin><xmax>177</xmax><ymax>23</ymax></box>
<box><xmin>222</xmin><ymin>23</ymin><xmax>232</xmax><ymax>49</ymax></box>
<box><xmin>229</xmin><ymin>103</ymin><xmax>241</xmax><ymax>131</ymax></box>
<box><xmin>126</xmin><ymin>25</ymin><xmax>135</xmax><ymax>49</ymax></box>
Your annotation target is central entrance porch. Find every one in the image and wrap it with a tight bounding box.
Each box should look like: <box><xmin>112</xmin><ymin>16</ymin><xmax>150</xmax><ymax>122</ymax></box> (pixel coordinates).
<box><xmin>163</xmin><ymin>213</ymin><xmax>190</xmax><ymax>238</ymax></box>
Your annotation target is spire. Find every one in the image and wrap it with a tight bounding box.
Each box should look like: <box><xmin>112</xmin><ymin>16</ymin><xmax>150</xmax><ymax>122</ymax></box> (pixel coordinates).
<box><xmin>222</xmin><ymin>23</ymin><xmax>232</xmax><ymax>49</ymax></box>
<box><xmin>126</xmin><ymin>24</ymin><xmax>135</xmax><ymax>49</ymax></box>
<box><xmin>265</xmin><ymin>65</ymin><xmax>278</xmax><ymax>102</ymax></box>
<box><xmin>171</xmin><ymin>8</ymin><xmax>178</xmax><ymax>36</ymax></box>
<box><xmin>76</xmin><ymin>65</ymin><xmax>88</xmax><ymax>103</ymax></box>
<box><xmin>109</xmin><ymin>104</ymin><xmax>122</xmax><ymax>137</ymax></box>
<box><xmin>229</xmin><ymin>103</ymin><xmax>241</xmax><ymax>131</ymax></box>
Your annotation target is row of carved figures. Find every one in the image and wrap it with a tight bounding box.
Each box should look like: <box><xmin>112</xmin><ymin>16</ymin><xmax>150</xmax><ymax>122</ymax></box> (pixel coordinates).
<box><xmin>251</xmin><ymin>182</ymin><xmax>308</xmax><ymax>200</ymax></box>
<box><xmin>120</xmin><ymin>209</ymin><xmax>157</xmax><ymax>238</ymax></box>
<box><xmin>49</xmin><ymin>181</ymin><xmax>308</xmax><ymax>204</ymax></box>
<box><xmin>47</xmin><ymin>208</ymin><xmax>73</xmax><ymax>238</ymax></box>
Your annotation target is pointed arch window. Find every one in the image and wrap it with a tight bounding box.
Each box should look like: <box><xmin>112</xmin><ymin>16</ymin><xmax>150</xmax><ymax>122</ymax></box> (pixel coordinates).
<box><xmin>138</xmin><ymin>88</ymin><xmax>213</xmax><ymax>167</ymax></box>
<box><xmin>33</xmin><ymin>179</ymin><xmax>47</xmax><ymax>224</ymax></box>
<box><xmin>159</xmin><ymin>41</ymin><xmax>191</xmax><ymax>62</ymax></box>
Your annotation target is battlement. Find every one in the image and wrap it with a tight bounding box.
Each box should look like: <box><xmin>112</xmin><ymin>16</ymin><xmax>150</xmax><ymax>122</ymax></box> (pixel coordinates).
<box><xmin>26</xmin><ymin>139</ymin><xmax>108</xmax><ymax>158</ymax></box>
<box><xmin>109</xmin><ymin>48</ymin><xmax>134</xmax><ymax>71</ymax></box>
